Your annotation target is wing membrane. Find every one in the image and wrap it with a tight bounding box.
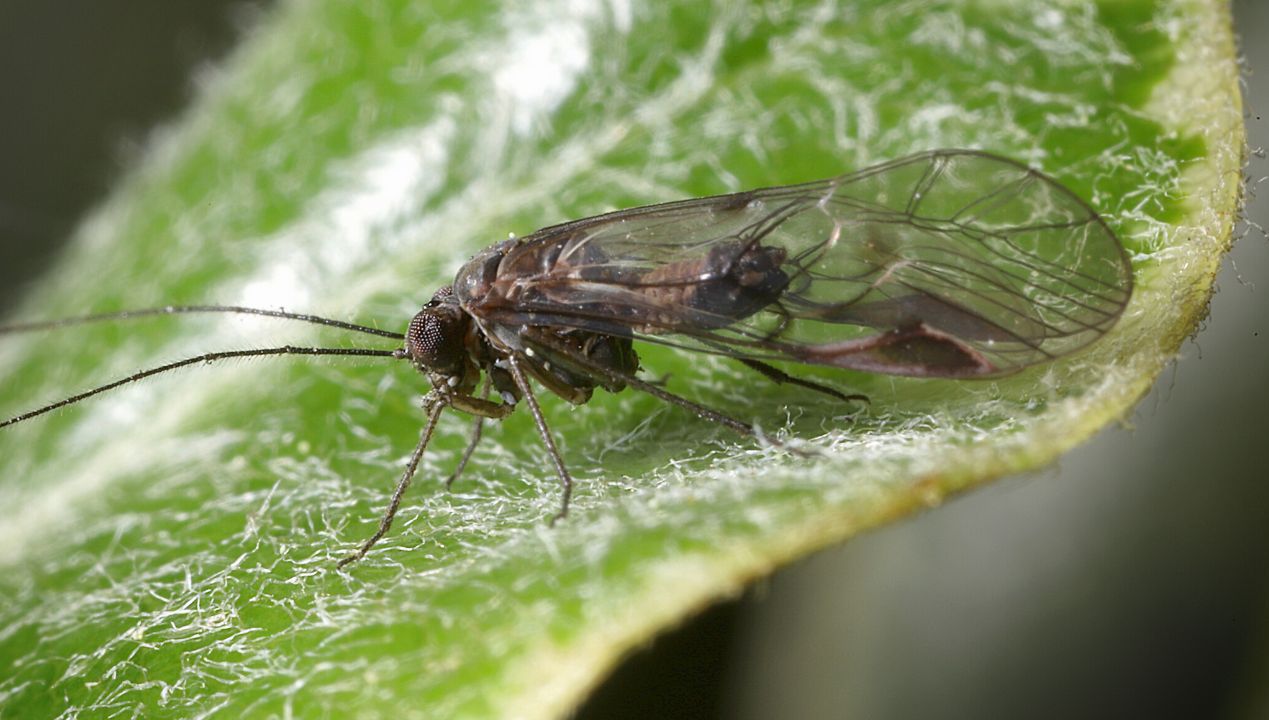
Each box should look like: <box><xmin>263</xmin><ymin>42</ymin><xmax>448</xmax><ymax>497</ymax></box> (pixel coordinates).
<box><xmin>470</xmin><ymin>150</ymin><xmax>1132</xmax><ymax>378</ymax></box>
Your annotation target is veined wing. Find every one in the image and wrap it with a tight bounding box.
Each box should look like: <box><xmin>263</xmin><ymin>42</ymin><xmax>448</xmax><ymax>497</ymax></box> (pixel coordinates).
<box><xmin>470</xmin><ymin>150</ymin><xmax>1133</xmax><ymax>378</ymax></box>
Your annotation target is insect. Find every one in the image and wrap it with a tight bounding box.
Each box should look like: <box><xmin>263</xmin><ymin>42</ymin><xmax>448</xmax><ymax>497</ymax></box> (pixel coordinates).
<box><xmin>0</xmin><ymin>150</ymin><xmax>1133</xmax><ymax>567</ymax></box>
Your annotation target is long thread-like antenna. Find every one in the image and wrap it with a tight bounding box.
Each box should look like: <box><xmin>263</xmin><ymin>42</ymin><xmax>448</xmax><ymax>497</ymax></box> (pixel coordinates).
<box><xmin>1</xmin><ymin>345</ymin><xmax>403</xmax><ymax>429</ymax></box>
<box><xmin>0</xmin><ymin>305</ymin><xmax>404</xmax><ymax>340</ymax></box>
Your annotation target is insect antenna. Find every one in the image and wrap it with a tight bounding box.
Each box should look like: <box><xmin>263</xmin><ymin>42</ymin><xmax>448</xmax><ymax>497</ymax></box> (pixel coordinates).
<box><xmin>1</xmin><ymin>345</ymin><xmax>404</xmax><ymax>430</ymax></box>
<box><xmin>0</xmin><ymin>305</ymin><xmax>404</xmax><ymax>340</ymax></box>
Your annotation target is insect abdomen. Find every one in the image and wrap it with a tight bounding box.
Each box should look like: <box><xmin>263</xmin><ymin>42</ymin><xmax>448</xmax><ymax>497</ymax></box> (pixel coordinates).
<box><xmin>635</xmin><ymin>241</ymin><xmax>789</xmax><ymax>331</ymax></box>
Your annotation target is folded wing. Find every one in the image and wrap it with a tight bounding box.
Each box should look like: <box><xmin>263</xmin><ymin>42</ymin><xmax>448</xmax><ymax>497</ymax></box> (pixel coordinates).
<box><xmin>470</xmin><ymin>150</ymin><xmax>1133</xmax><ymax>378</ymax></box>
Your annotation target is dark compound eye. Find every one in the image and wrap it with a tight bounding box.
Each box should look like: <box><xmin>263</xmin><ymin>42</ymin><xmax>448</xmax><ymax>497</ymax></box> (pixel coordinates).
<box><xmin>406</xmin><ymin>307</ymin><xmax>466</xmax><ymax>372</ymax></box>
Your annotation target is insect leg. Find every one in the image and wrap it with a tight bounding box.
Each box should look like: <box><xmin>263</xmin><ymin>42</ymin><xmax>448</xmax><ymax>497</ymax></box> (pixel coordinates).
<box><xmin>609</xmin><ymin>368</ymin><xmax>818</xmax><ymax>458</ymax></box>
<box><xmin>337</xmin><ymin>395</ymin><xmax>446</xmax><ymax>569</ymax></box>
<box><xmin>518</xmin><ymin>327</ymin><xmax>756</xmax><ymax>438</ymax></box>
<box><xmin>505</xmin><ymin>354</ymin><xmax>574</xmax><ymax>525</ymax></box>
<box><xmin>616</xmin><ymin>371</ymin><xmax>755</xmax><ymax>437</ymax></box>
<box><xmin>734</xmin><ymin>358</ymin><xmax>870</xmax><ymax>405</ymax></box>
<box><xmin>445</xmin><ymin>380</ymin><xmax>490</xmax><ymax>489</ymax></box>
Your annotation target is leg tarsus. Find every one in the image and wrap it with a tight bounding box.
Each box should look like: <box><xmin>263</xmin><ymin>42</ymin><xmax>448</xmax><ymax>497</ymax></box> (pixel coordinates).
<box><xmin>548</xmin><ymin>498</ymin><xmax>569</xmax><ymax>527</ymax></box>
<box><xmin>337</xmin><ymin>397</ymin><xmax>446</xmax><ymax>569</ymax></box>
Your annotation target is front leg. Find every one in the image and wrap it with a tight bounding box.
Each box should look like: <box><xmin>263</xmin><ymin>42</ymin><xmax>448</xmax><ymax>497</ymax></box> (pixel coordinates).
<box><xmin>446</xmin><ymin>391</ymin><xmax>516</xmax><ymax>419</ymax></box>
<box><xmin>339</xmin><ymin>386</ymin><xmax>517</xmax><ymax>569</ymax></box>
<box><xmin>337</xmin><ymin>393</ymin><xmax>448</xmax><ymax>569</ymax></box>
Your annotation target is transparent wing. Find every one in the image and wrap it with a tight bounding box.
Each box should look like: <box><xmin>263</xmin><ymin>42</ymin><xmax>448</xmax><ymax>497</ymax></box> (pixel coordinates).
<box><xmin>470</xmin><ymin>150</ymin><xmax>1133</xmax><ymax>378</ymax></box>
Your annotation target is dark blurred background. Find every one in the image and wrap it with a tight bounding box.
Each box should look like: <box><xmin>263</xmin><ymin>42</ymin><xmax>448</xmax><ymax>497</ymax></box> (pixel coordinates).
<box><xmin>0</xmin><ymin>2</ymin><xmax>1265</xmax><ymax>718</ymax></box>
<box><xmin>0</xmin><ymin>0</ymin><xmax>266</xmax><ymax>309</ymax></box>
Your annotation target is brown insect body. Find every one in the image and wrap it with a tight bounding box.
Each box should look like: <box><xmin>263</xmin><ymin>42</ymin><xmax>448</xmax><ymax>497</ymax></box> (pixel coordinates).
<box><xmin>0</xmin><ymin>150</ymin><xmax>1133</xmax><ymax>567</ymax></box>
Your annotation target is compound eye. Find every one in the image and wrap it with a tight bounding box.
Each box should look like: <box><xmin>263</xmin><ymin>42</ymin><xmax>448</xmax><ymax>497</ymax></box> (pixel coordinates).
<box><xmin>406</xmin><ymin>309</ymin><xmax>465</xmax><ymax>372</ymax></box>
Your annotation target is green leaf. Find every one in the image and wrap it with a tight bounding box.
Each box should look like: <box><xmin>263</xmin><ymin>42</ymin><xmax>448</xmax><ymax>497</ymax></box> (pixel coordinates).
<box><xmin>0</xmin><ymin>0</ymin><xmax>1242</xmax><ymax>717</ymax></box>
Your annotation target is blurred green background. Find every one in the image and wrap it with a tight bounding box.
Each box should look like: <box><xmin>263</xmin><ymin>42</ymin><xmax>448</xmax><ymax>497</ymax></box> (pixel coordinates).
<box><xmin>0</xmin><ymin>1</ymin><xmax>1264</xmax><ymax>718</ymax></box>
